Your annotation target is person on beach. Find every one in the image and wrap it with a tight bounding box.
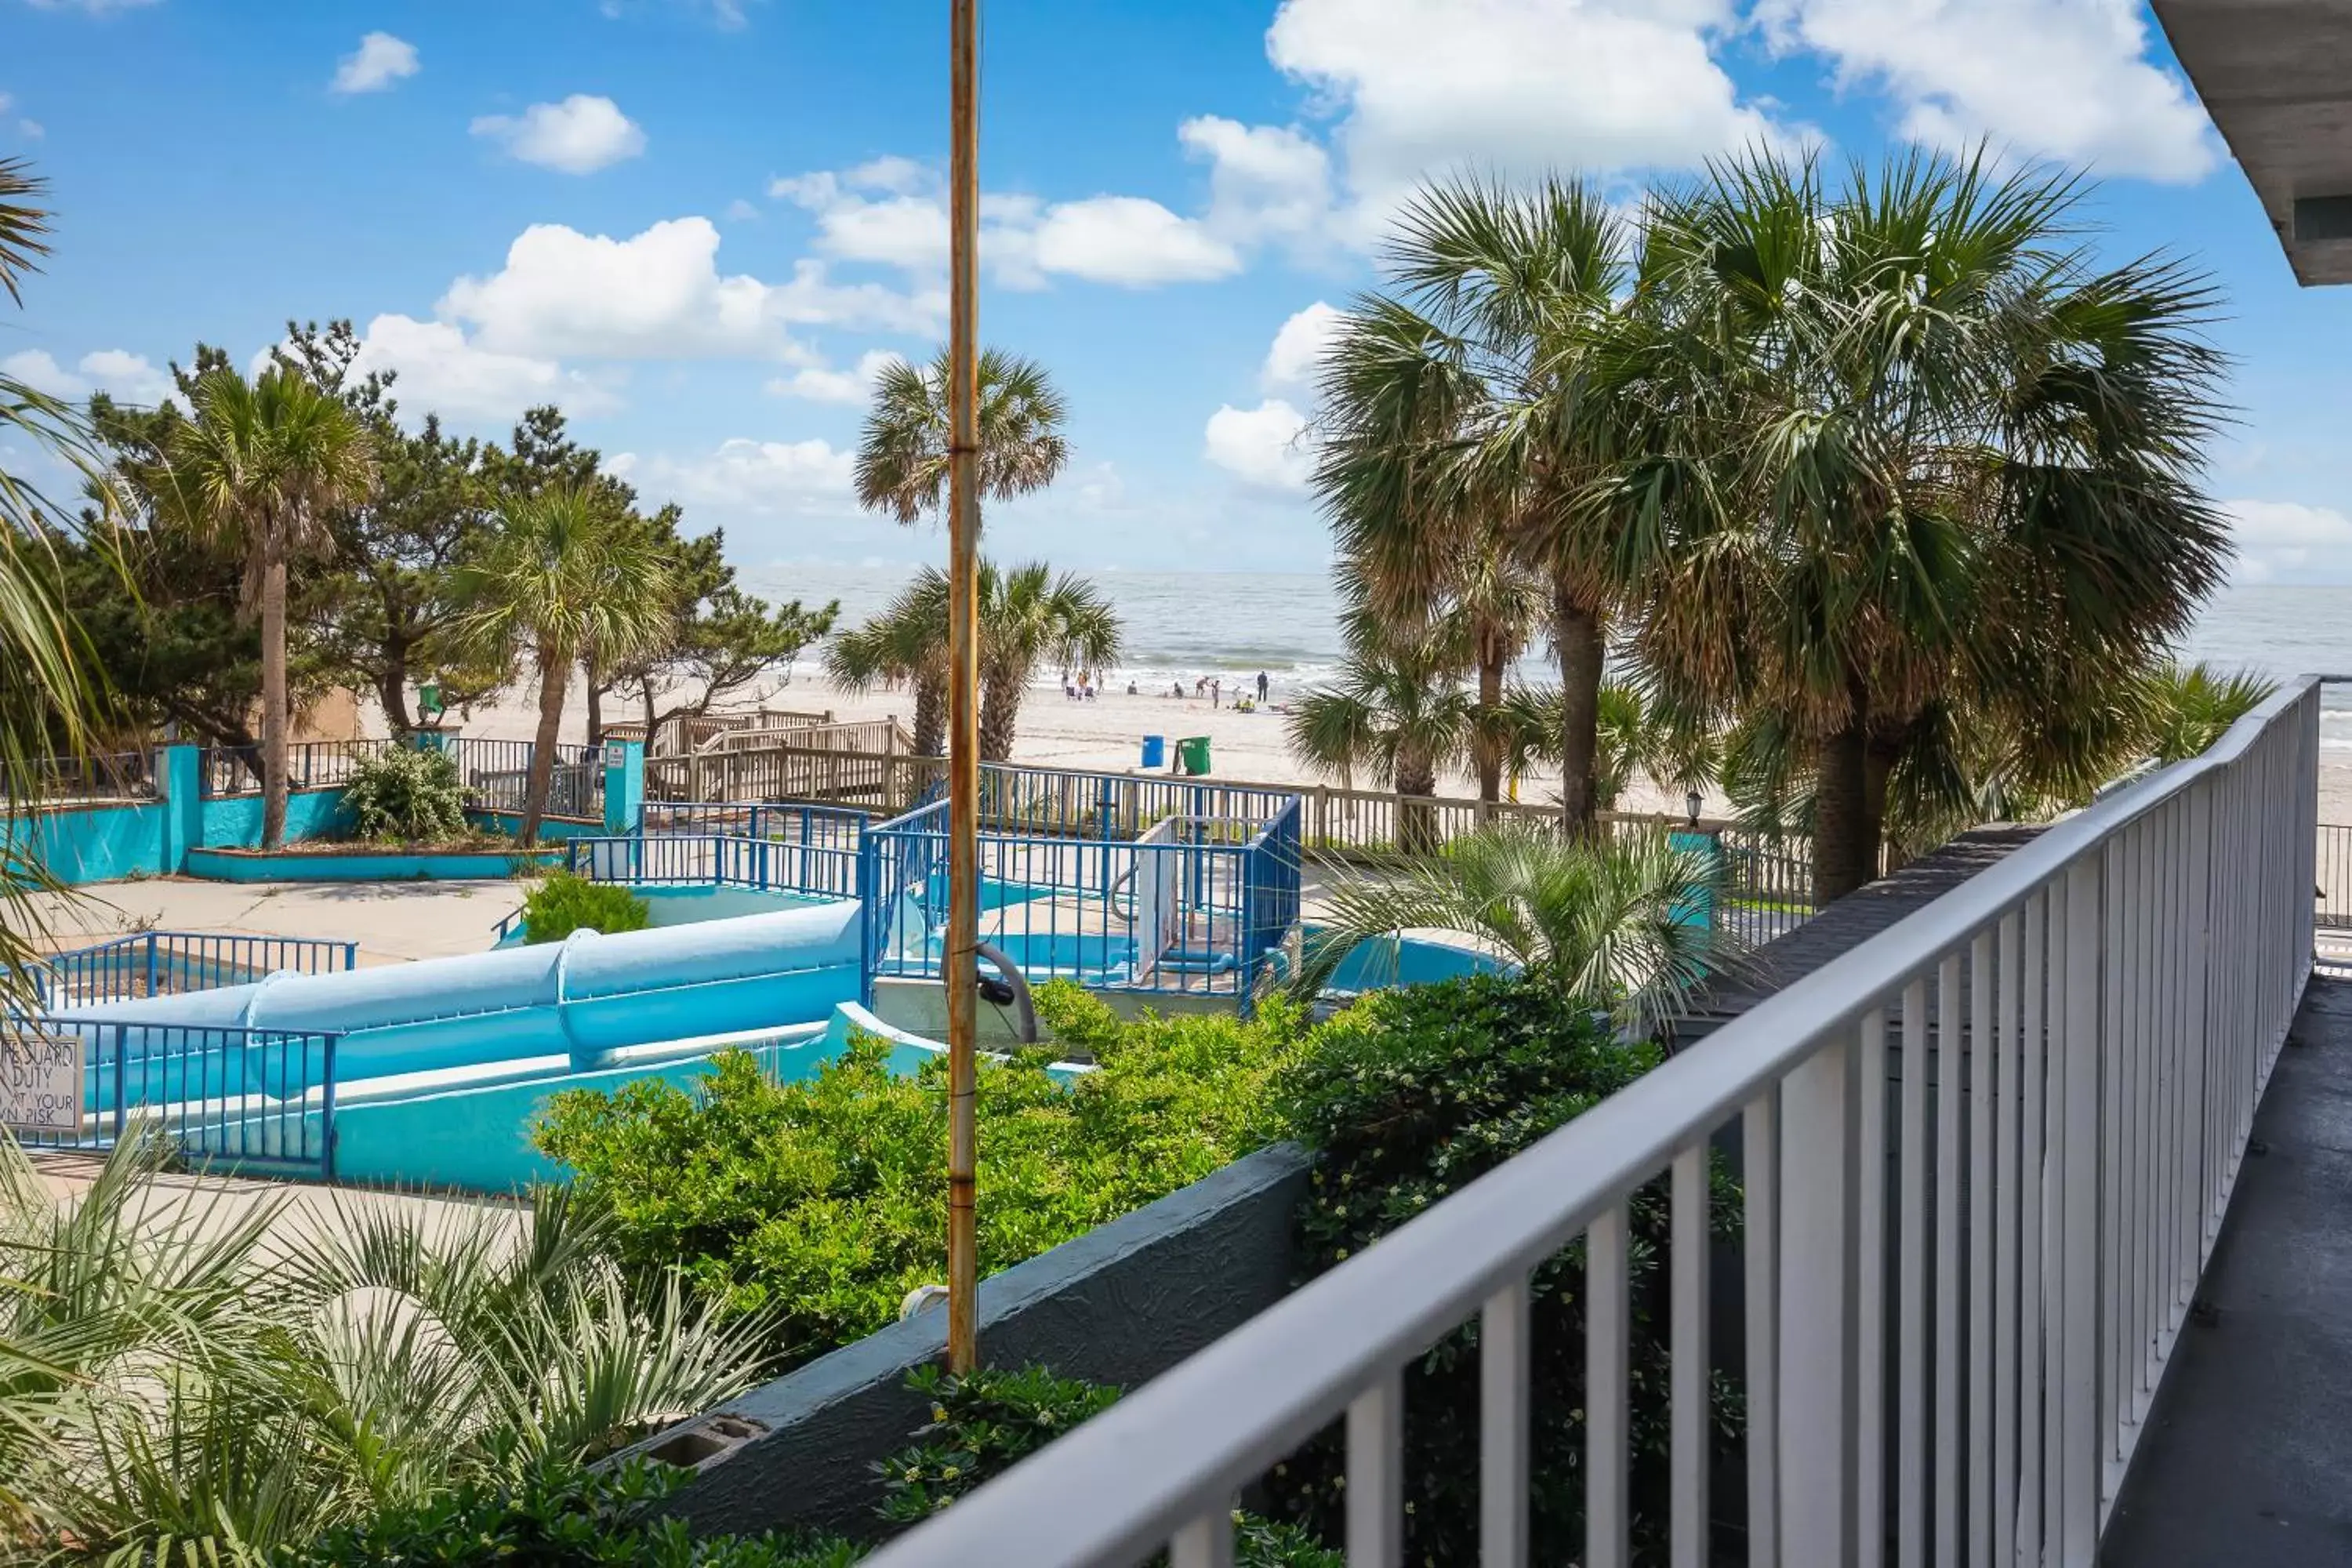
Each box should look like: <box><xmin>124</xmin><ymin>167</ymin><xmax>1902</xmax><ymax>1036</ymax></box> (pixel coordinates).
<box><xmin>1256</xmin><ymin>670</ymin><xmax>1269</xmax><ymax>702</ymax></box>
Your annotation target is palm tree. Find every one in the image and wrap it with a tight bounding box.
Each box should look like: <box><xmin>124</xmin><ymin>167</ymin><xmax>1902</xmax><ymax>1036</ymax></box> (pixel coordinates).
<box><xmin>1289</xmin><ymin>821</ymin><xmax>1733</xmax><ymax>1036</ymax></box>
<box><xmin>1499</xmin><ymin>681</ymin><xmax>1712</xmax><ymax>814</ymax></box>
<box><xmin>1317</xmin><ymin>178</ymin><xmax>1635</xmax><ymax>828</ymax></box>
<box><xmin>978</xmin><ymin>562</ymin><xmax>1120</xmax><ymax>761</ymax></box>
<box><xmin>162</xmin><ymin>367</ymin><xmax>376</xmax><ymax>846</ymax></box>
<box><xmin>826</xmin><ymin>561</ymin><xmax>1123</xmax><ymax>764</ymax></box>
<box><xmin>0</xmin><ymin>158</ymin><xmax>120</xmax><ymax>1001</ymax></box>
<box><xmin>0</xmin><ymin>1130</ymin><xmax>769</xmax><ymax>1560</ymax></box>
<box><xmin>855</xmin><ymin>347</ymin><xmax>1069</xmax><ymax>526</ymax></box>
<box><xmin>456</xmin><ymin>484</ymin><xmax>674</xmax><ymax>844</ymax></box>
<box><xmin>1602</xmin><ymin>149</ymin><xmax>2229</xmax><ymax>903</ymax></box>
<box><xmin>826</xmin><ymin>574</ymin><xmax>949</xmax><ymax>757</ymax></box>
<box><xmin>1287</xmin><ymin>623</ymin><xmax>1473</xmax><ymax>854</ymax></box>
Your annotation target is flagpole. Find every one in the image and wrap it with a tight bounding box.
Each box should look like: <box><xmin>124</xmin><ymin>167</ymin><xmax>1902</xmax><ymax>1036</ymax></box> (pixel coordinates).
<box><xmin>943</xmin><ymin>0</ymin><xmax>982</xmax><ymax>1376</ymax></box>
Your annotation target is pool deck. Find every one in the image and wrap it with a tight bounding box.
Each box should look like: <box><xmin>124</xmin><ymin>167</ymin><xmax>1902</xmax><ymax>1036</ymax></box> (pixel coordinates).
<box><xmin>27</xmin><ymin>1147</ymin><xmax>531</xmax><ymax>1252</ymax></box>
<box><xmin>26</xmin><ymin>875</ymin><xmax>526</xmax><ymax>965</ymax></box>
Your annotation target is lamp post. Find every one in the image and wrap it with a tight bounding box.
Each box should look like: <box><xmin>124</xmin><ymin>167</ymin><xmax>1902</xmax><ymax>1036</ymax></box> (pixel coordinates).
<box><xmin>1685</xmin><ymin>788</ymin><xmax>1703</xmax><ymax>829</ymax></box>
<box><xmin>943</xmin><ymin>0</ymin><xmax>983</xmax><ymax>1376</ymax></box>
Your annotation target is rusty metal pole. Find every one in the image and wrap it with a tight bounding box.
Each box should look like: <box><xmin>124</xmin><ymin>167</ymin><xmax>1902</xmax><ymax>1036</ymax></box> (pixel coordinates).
<box><xmin>944</xmin><ymin>0</ymin><xmax>982</xmax><ymax>1376</ymax></box>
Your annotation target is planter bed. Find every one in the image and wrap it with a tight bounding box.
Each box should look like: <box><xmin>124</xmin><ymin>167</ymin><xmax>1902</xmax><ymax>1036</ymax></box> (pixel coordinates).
<box><xmin>183</xmin><ymin>841</ymin><xmax>564</xmax><ymax>883</ymax></box>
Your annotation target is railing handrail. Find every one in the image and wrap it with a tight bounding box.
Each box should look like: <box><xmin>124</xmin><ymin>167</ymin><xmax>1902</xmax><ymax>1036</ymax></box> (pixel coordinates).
<box><xmin>865</xmin><ymin>674</ymin><xmax>2324</xmax><ymax>1564</ymax></box>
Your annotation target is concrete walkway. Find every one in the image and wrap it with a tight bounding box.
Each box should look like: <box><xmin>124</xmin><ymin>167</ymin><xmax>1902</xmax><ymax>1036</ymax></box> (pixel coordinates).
<box><xmin>26</xmin><ymin>876</ymin><xmax>526</xmax><ymax>964</ymax></box>
<box><xmin>2103</xmin><ymin>975</ymin><xmax>2352</xmax><ymax>1566</ymax></box>
<box><xmin>27</xmin><ymin>1148</ymin><xmax>530</xmax><ymax>1253</ymax></box>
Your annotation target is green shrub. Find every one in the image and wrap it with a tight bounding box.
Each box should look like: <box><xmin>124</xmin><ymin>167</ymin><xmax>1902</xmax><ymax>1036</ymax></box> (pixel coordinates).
<box><xmin>343</xmin><ymin>744</ymin><xmax>470</xmax><ymax>843</ymax></box>
<box><xmin>524</xmin><ymin>869</ymin><xmax>652</xmax><ymax>944</ymax></box>
<box><xmin>280</xmin><ymin>1454</ymin><xmax>859</xmax><ymax>1566</ymax></box>
<box><xmin>1267</xmin><ymin>972</ymin><xmax>1732</xmax><ymax>1561</ymax></box>
<box><xmin>292</xmin><ymin>1367</ymin><xmax>1341</xmax><ymax>1566</ymax></box>
<box><xmin>877</xmin><ymin>1364</ymin><xmax>1339</xmax><ymax>1565</ymax></box>
<box><xmin>533</xmin><ymin>983</ymin><xmax>1307</xmax><ymax>1366</ymax></box>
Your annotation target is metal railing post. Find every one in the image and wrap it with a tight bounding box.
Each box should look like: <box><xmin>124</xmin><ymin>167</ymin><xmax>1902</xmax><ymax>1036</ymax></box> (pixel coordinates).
<box><xmin>1777</xmin><ymin>1033</ymin><xmax>1860</xmax><ymax>1565</ymax></box>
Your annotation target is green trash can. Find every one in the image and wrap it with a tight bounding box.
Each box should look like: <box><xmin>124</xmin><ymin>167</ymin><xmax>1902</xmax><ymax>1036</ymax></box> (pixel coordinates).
<box><xmin>1178</xmin><ymin>735</ymin><xmax>1212</xmax><ymax>776</ymax></box>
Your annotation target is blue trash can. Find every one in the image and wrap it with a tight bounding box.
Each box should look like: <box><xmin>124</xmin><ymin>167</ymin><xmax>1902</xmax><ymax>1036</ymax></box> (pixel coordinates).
<box><xmin>1140</xmin><ymin>735</ymin><xmax>1167</xmax><ymax>770</ymax></box>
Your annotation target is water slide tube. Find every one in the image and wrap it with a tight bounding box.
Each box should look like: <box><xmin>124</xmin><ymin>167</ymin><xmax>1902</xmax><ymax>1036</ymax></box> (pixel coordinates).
<box><xmin>52</xmin><ymin>900</ymin><xmax>864</xmax><ymax>1103</ymax></box>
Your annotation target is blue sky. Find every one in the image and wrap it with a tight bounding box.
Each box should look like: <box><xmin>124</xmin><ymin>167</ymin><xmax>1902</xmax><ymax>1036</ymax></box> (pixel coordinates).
<box><xmin>7</xmin><ymin>0</ymin><xmax>2352</xmax><ymax>582</ymax></box>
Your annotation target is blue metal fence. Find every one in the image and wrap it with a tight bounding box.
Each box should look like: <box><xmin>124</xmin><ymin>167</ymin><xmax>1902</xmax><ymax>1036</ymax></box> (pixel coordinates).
<box><xmin>36</xmin><ymin>931</ymin><xmax>361</xmax><ymax>1008</ymax></box>
<box><xmin>5</xmin><ymin>1017</ymin><xmax>339</xmax><ymax>1177</ymax></box>
<box><xmin>858</xmin><ymin>786</ymin><xmax>1303</xmax><ymax>1007</ymax></box>
<box><xmin>566</xmin><ymin>831</ymin><xmax>862</xmax><ymax>901</ymax></box>
<box><xmin>9</xmin><ymin>750</ymin><xmax>157</xmax><ymax>804</ymax></box>
<box><xmin>198</xmin><ymin>739</ymin><xmax>399</xmax><ymax>797</ymax></box>
<box><xmin>640</xmin><ymin>799</ymin><xmax>869</xmax><ymax>852</ymax></box>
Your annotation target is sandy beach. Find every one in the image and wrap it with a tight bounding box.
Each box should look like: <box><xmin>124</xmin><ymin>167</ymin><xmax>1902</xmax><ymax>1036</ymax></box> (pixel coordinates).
<box><xmin>362</xmin><ymin>670</ymin><xmax>1718</xmax><ymax>820</ymax></box>
<box><xmin>358</xmin><ymin>668</ymin><xmax>2352</xmax><ymax>829</ymax></box>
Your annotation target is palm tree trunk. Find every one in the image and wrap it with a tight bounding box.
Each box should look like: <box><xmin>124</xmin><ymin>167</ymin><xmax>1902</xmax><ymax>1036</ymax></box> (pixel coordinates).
<box><xmin>260</xmin><ymin>557</ymin><xmax>289</xmax><ymax>848</ymax></box>
<box><xmin>521</xmin><ymin>646</ymin><xmax>565</xmax><ymax>846</ymax></box>
<box><xmin>1813</xmin><ymin>683</ymin><xmax>1873</xmax><ymax>907</ymax></box>
<box><xmin>1554</xmin><ymin>582</ymin><xmax>1605</xmax><ymax>834</ymax></box>
<box><xmin>1863</xmin><ymin>728</ymin><xmax>1904</xmax><ymax>879</ymax></box>
<box><xmin>1474</xmin><ymin>632</ymin><xmax>1506</xmax><ymax>804</ymax></box>
<box><xmin>583</xmin><ymin>655</ymin><xmax>603</xmax><ymax>745</ymax></box>
<box><xmin>1396</xmin><ymin>748</ymin><xmax>1439</xmax><ymax>855</ymax></box>
<box><xmin>979</xmin><ymin>665</ymin><xmax>1022</xmax><ymax>763</ymax></box>
<box><xmin>913</xmin><ymin>670</ymin><xmax>946</xmax><ymax>757</ymax></box>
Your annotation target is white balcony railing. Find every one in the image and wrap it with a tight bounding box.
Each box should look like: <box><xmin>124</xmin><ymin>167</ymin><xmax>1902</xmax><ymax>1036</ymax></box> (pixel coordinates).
<box><xmin>866</xmin><ymin>677</ymin><xmax>2322</xmax><ymax>1568</ymax></box>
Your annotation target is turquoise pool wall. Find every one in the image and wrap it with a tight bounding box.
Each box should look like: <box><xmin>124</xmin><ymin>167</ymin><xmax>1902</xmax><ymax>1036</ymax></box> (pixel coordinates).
<box><xmin>331</xmin><ymin>1027</ymin><xmax>848</xmax><ymax>1191</ymax></box>
<box><xmin>56</xmin><ymin>900</ymin><xmax>866</xmax><ymax>1083</ymax></box>
<box><xmin>495</xmin><ymin>885</ymin><xmax>833</xmax><ymax>946</ymax></box>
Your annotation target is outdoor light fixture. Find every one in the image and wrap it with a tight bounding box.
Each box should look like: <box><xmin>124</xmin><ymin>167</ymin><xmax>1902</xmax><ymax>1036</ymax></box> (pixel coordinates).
<box><xmin>1686</xmin><ymin>789</ymin><xmax>1702</xmax><ymax>828</ymax></box>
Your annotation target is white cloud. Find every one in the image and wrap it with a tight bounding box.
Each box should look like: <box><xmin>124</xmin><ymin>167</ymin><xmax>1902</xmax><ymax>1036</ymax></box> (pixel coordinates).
<box><xmin>1178</xmin><ymin>116</ymin><xmax>1337</xmax><ymax>249</ymax></box>
<box><xmin>345</xmin><ymin>314</ymin><xmax>623</xmax><ymax>424</ymax></box>
<box><xmin>625</xmin><ymin>437</ymin><xmax>857</xmax><ymax>514</ymax></box>
<box><xmin>724</xmin><ymin>197</ymin><xmax>760</xmax><ymax>221</ymax></box>
<box><xmin>1266</xmin><ymin>0</ymin><xmax>1783</xmax><ymax>225</ymax></box>
<box><xmin>437</xmin><ymin>216</ymin><xmax>938</xmax><ymax>361</ymax></box>
<box><xmin>17</xmin><ymin>119</ymin><xmax>43</xmax><ymax>140</ymax></box>
<box><xmin>1755</xmin><ymin>0</ymin><xmax>2214</xmax><ymax>183</ymax></box>
<box><xmin>330</xmin><ymin>31</ymin><xmax>419</xmax><ymax>95</ymax></box>
<box><xmin>774</xmin><ymin>159</ymin><xmax>1240</xmax><ymax>289</ymax></box>
<box><xmin>765</xmin><ymin>349</ymin><xmax>898</xmax><ymax>405</ymax></box>
<box><xmin>1031</xmin><ymin>196</ymin><xmax>1241</xmax><ymax>286</ymax></box>
<box><xmin>2223</xmin><ymin>499</ymin><xmax>2352</xmax><ymax>585</ymax></box>
<box><xmin>1204</xmin><ymin>399</ymin><xmax>1312</xmax><ymax>492</ymax></box>
<box><xmin>1262</xmin><ymin>301</ymin><xmax>1345</xmax><ymax>392</ymax></box>
<box><xmin>2</xmin><ymin>347</ymin><xmax>175</xmax><ymax>407</ymax></box>
<box><xmin>470</xmin><ymin>95</ymin><xmax>645</xmax><ymax>175</ymax></box>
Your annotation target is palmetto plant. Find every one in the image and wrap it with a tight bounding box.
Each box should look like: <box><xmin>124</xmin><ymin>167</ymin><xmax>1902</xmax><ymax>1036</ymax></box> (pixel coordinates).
<box><xmin>978</xmin><ymin>562</ymin><xmax>1120</xmax><ymax>762</ymax></box>
<box><xmin>826</xmin><ymin>575</ymin><xmax>949</xmax><ymax>757</ymax></box>
<box><xmin>1286</xmin><ymin>628</ymin><xmax>1473</xmax><ymax>854</ymax></box>
<box><xmin>1599</xmin><ymin>148</ymin><xmax>2230</xmax><ymax>905</ymax></box>
<box><xmin>1289</xmin><ymin>822</ymin><xmax>1734</xmax><ymax>1038</ymax></box>
<box><xmin>158</xmin><ymin>367</ymin><xmax>376</xmax><ymax>847</ymax></box>
<box><xmin>456</xmin><ymin>484</ymin><xmax>675</xmax><ymax>843</ymax></box>
<box><xmin>1317</xmin><ymin>177</ymin><xmax>1635</xmax><ymax>827</ymax></box>
<box><xmin>855</xmin><ymin>347</ymin><xmax>1069</xmax><ymax>528</ymax></box>
<box><xmin>0</xmin><ymin>1131</ymin><xmax>771</xmax><ymax>1563</ymax></box>
<box><xmin>0</xmin><ymin>157</ymin><xmax>121</xmax><ymax>1004</ymax></box>
<box><xmin>827</xmin><ymin>560</ymin><xmax>1121</xmax><ymax>764</ymax></box>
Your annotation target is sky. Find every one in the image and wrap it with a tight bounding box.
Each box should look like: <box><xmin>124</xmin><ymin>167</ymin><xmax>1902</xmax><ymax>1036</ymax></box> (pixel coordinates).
<box><xmin>7</xmin><ymin>0</ymin><xmax>2352</xmax><ymax>583</ymax></box>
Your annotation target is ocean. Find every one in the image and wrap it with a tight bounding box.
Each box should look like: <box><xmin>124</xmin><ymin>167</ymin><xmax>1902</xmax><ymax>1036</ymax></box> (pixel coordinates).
<box><xmin>743</xmin><ymin>564</ymin><xmax>2352</xmax><ymax>746</ymax></box>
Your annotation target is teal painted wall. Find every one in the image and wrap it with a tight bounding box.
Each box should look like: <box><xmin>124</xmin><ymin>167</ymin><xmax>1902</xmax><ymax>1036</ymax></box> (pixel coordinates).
<box><xmin>183</xmin><ymin>845</ymin><xmax>561</xmax><ymax>883</ymax></box>
<box><xmin>465</xmin><ymin>810</ymin><xmax>603</xmax><ymax>843</ymax></box>
<box><xmin>6</xmin><ymin>799</ymin><xmax>174</xmax><ymax>885</ymax></box>
<box><xmin>198</xmin><ymin>786</ymin><xmax>354</xmax><ymax>848</ymax></box>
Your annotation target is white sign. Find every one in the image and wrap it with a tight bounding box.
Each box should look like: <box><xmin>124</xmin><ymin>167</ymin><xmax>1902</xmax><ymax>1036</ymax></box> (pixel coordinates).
<box><xmin>604</xmin><ymin>741</ymin><xmax>629</xmax><ymax>769</ymax></box>
<box><xmin>1</xmin><ymin>1029</ymin><xmax>85</xmax><ymax>1134</ymax></box>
